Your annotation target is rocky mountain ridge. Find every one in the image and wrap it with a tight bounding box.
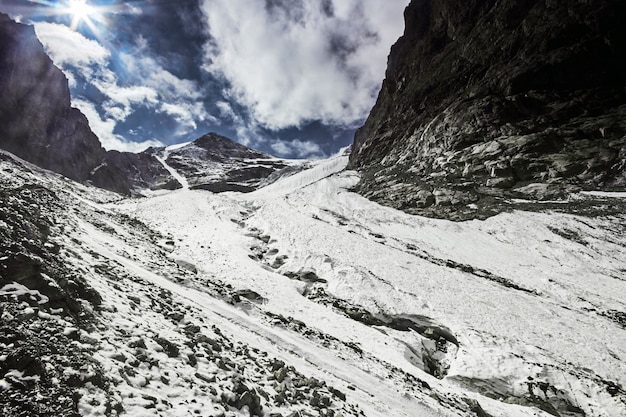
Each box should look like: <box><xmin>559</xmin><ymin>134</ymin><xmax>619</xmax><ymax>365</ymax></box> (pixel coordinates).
<box><xmin>349</xmin><ymin>0</ymin><xmax>626</xmax><ymax>220</ymax></box>
<box><xmin>152</xmin><ymin>133</ymin><xmax>292</xmax><ymax>192</ymax></box>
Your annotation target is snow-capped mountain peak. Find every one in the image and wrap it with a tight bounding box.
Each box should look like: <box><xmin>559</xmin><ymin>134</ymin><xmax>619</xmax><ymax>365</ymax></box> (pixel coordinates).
<box><xmin>144</xmin><ymin>132</ymin><xmax>300</xmax><ymax>193</ymax></box>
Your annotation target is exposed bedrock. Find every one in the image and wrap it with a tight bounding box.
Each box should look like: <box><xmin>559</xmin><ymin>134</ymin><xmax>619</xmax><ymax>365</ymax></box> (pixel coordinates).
<box><xmin>349</xmin><ymin>0</ymin><xmax>626</xmax><ymax>220</ymax></box>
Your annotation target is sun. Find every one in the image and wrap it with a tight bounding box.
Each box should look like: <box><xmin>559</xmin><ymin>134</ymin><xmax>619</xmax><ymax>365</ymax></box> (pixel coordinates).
<box><xmin>65</xmin><ymin>0</ymin><xmax>97</xmax><ymax>29</ymax></box>
<box><xmin>68</xmin><ymin>0</ymin><xmax>94</xmax><ymax>20</ymax></box>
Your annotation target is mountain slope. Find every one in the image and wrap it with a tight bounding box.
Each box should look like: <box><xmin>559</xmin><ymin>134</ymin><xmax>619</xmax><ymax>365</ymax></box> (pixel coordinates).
<box><xmin>349</xmin><ymin>0</ymin><xmax>626</xmax><ymax>220</ymax></box>
<box><xmin>1</xmin><ymin>147</ymin><xmax>625</xmax><ymax>416</ymax></box>
<box><xmin>0</xmin><ymin>151</ymin><xmax>363</xmax><ymax>417</ymax></box>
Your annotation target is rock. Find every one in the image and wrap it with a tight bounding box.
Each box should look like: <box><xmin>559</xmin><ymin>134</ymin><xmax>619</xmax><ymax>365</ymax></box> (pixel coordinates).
<box><xmin>90</xmin><ymin>150</ymin><xmax>179</xmax><ymax>195</ymax></box>
<box><xmin>166</xmin><ymin>311</ymin><xmax>185</xmax><ymax>322</ymax></box>
<box><xmin>195</xmin><ymin>372</ymin><xmax>216</xmax><ymax>384</ymax></box>
<box><xmin>174</xmin><ymin>259</ymin><xmax>198</xmax><ymax>274</ymax></box>
<box><xmin>184</xmin><ymin>324</ymin><xmax>201</xmax><ymax>335</ymax></box>
<box><xmin>0</xmin><ymin>13</ymin><xmax>105</xmax><ymax>182</ymax></box>
<box><xmin>187</xmin><ymin>353</ymin><xmax>197</xmax><ymax>367</ymax></box>
<box><xmin>128</xmin><ymin>338</ymin><xmax>147</xmax><ymax>349</ymax></box>
<box><xmin>128</xmin><ymin>295</ymin><xmax>141</xmax><ymax>305</ymax></box>
<box><xmin>229</xmin><ymin>381</ymin><xmax>263</xmax><ymax>416</ymax></box>
<box><xmin>270</xmin><ymin>359</ymin><xmax>285</xmax><ymax>372</ymax></box>
<box><xmin>328</xmin><ymin>387</ymin><xmax>346</xmax><ymax>401</ymax></box>
<box><xmin>233</xmin><ymin>289</ymin><xmax>266</xmax><ymax>304</ymax></box>
<box><xmin>284</xmin><ymin>271</ymin><xmax>327</xmax><ymax>284</ymax></box>
<box><xmin>349</xmin><ymin>0</ymin><xmax>626</xmax><ymax>220</ymax></box>
<box><xmin>153</xmin><ymin>337</ymin><xmax>180</xmax><ymax>358</ymax></box>
<box><xmin>274</xmin><ymin>366</ymin><xmax>287</xmax><ymax>383</ymax></box>
<box><xmin>110</xmin><ymin>352</ymin><xmax>127</xmax><ymax>363</ymax></box>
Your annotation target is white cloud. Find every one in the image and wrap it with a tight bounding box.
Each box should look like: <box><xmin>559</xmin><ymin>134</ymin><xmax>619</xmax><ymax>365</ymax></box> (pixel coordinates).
<box><xmin>73</xmin><ymin>99</ymin><xmax>164</xmax><ymax>152</ymax></box>
<box><xmin>119</xmin><ymin>48</ymin><xmax>203</xmax><ymax>101</ymax></box>
<box><xmin>33</xmin><ymin>25</ymin><xmax>214</xmax><ymax>151</ymax></box>
<box><xmin>34</xmin><ymin>22</ymin><xmax>110</xmax><ymax>68</ymax></box>
<box><xmin>200</xmin><ymin>0</ymin><xmax>408</xmax><ymax>130</ymax></box>
<box><xmin>215</xmin><ymin>101</ymin><xmax>242</xmax><ymax>124</ymax></box>
<box><xmin>97</xmin><ymin>84</ymin><xmax>159</xmax><ymax>121</ymax></box>
<box><xmin>159</xmin><ymin>101</ymin><xmax>218</xmax><ymax>136</ymax></box>
<box><xmin>270</xmin><ymin>138</ymin><xmax>323</xmax><ymax>159</ymax></box>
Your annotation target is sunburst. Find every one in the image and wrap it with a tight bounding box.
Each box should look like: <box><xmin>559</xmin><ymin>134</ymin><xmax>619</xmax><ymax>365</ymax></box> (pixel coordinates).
<box><xmin>23</xmin><ymin>0</ymin><xmax>119</xmax><ymax>35</ymax></box>
<box><xmin>67</xmin><ymin>0</ymin><xmax>95</xmax><ymax>25</ymax></box>
<box><xmin>64</xmin><ymin>0</ymin><xmax>98</xmax><ymax>30</ymax></box>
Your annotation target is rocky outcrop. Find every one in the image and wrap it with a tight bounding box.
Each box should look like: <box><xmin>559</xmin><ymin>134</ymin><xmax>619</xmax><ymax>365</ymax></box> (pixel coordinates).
<box><xmin>0</xmin><ymin>13</ymin><xmax>106</xmax><ymax>182</ymax></box>
<box><xmin>349</xmin><ymin>0</ymin><xmax>626</xmax><ymax>220</ymax></box>
<box><xmin>90</xmin><ymin>151</ymin><xmax>180</xmax><ymax>195</ymax></box>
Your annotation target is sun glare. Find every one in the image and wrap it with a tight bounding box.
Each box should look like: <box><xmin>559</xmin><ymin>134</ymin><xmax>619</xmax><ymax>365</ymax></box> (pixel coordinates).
<box><xmin>68</xmin><ymin>0</ymin><xmax>94</xmax><ymax>21</ymax></box>
<box><xmin>27</xmin><ymin>0</ymin><xmax>123</xmax><ymax>45</ymax></box>
<box><xmin>64</xmin><ymin>0</ymin><xmax>98</xmax><ymax>30</ymax></box>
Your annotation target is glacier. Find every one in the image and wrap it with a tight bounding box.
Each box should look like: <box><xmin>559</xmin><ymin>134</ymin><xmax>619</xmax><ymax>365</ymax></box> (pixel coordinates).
<box><xmin>0</xmin><ymin>149</ymin><xmax>625</xmax><ymax>417</ymax></box>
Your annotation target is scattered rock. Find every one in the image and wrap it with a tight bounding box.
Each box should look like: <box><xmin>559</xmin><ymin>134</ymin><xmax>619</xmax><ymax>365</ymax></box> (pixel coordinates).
<box><xmin>153</xmin><ymin>336</ymin><xmax>180</xmax><ymax>358</ymax></box>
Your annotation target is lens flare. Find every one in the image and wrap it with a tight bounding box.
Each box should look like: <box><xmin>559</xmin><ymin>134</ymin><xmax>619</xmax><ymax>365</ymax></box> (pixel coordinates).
<box><xmin>68</xmin><ymin>0</ymin><xmax>94</xmax><ymax>23</ymax></box>
<box><xmin>65</xmin><ymin>0</ymin><xmax>98</xmax><ymax>30</ymax></box>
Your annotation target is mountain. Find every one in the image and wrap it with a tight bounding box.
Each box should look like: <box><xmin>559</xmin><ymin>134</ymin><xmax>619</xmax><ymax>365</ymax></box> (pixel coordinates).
<box><xmin>146</xmin><ymin>133</ymin><xmax>293</xmax><ymax>193</ymax></box>
<box><xmin>349</xmin><ymin>0</ymin><xmax>626</xmax><ymax>220</ymax></box>
<box><xmin>0</xmin><ymin>13</ymin><xmax>290</xmax><ymax>197</ymax></box>
<box><xmin>1</xmin><ymin>5</ymin><xmax>626</xmax><ymax>417</ymax></box>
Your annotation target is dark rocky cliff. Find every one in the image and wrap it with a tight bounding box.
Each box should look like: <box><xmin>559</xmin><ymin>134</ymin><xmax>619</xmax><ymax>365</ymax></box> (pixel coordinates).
<box><xmin>0</xmin><ymin>12</ymin><xmax>105</xmax><ymax>182</ymax></box>
<box><xmin>0</xmin><ymin>13</ymin><xmax>175</xmax><ymax>195</ymax></box>
<box><xmin>350</xmin><ymin>0</ymin><xmax>626</xmax><ymax>219</ymax></box>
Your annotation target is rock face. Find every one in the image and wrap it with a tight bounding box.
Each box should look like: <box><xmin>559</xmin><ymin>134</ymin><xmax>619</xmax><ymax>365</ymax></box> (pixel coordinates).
<box><xmin>90</xmin><ymin>151</ymin><xmax>180</xmax><ymax>195</ymax></box>
<box><xmin>0</xmin><ymin>13</ymin><xmax>176</xmax><ymax>195</ymax></box>
<box><xmin>0</xmin><ymin>13</ymin><xmax>105</xmax><ymax>182</ymax></box>
<box><xmin>349</xmin><ymin>0</ymin><xmax>626</xmax><ymax>219</ymax></box>
<box><xmin>160</xmin><ymin>133</ymin><xmax>290</xmax><ymax>192</ymax></box>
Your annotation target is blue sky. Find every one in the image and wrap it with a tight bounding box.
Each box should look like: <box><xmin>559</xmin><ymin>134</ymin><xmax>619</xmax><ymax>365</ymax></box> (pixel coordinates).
<box><xmin>1</xmin><ymin>0</ymin><xmax>408</xmax><ymax>158</ymax></box>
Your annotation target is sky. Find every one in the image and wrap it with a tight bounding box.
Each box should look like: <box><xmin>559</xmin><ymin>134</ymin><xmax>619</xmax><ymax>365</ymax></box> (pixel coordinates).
<box><xmin>0</xmin><ymin>0</ymin><xmax>408</xmax><ymax>158</ymax></box>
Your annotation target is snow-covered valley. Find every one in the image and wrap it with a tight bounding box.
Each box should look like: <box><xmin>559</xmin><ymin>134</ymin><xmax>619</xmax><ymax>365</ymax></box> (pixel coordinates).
<box><xmin>1</xmin><ymin>150</ymin><xmax>625</xmax><ymax>417</ymax></box>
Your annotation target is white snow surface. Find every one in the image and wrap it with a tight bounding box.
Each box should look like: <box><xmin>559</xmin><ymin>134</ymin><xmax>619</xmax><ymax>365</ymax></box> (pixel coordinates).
<box><xmin>113</xmin><ymin>153</ymin><xmax>625</xmax><ymax>416</ymax></box>
<box><xmin>165</xmin><ymin>141</ymin><xmax>193</xmax><ymax>152</ymax></box>
<box><xmin>2</xmin><ymin>149</ymin><xmax>625</xmax><ymax>416</ymax></box>
<box><xmin>154</xmin><ymin>153</ymin><xmax>189</xmax><ymax>190</ymax></box>
<box><xmin>580</xmin><ymin>190</ymin><xmax>626</xmax><ymax>198</ymax></box>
